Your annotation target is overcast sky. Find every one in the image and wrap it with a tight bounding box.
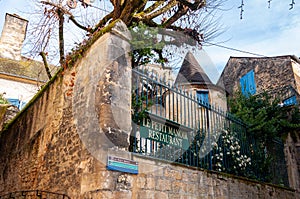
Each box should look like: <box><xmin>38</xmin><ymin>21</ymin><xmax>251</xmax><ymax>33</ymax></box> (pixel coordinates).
<box><xmin>0</xmin><ymin>0</ymin><xmax>299</xmax><ymax>82</ymax></box>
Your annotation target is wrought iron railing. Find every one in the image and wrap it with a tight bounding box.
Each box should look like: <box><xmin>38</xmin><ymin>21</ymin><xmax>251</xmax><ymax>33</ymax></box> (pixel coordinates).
<box><xmin>130</xmin><ymin>68</ymin><xmax>289</xmax><ymax>187</ymax></box>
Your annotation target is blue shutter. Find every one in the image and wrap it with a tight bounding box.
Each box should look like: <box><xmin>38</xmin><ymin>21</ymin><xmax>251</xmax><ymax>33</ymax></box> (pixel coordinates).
<box><xmin>283</xmin><ymin>95</ymin><xmax>297</xmax><ymax>106</ymax></box>
<box><xmin>240</xmin><ymin>70</ymin><xmax>256</xmax><ymax>96</ymax></box>
<box><xmin>7</xmin><ymin>98</ymin><xmax>20</xmax><ymax>107</ymax></box>
<box><xmin>7</xmin><ymin>98</ymin><xmax>26</xmax><ymax>109</ymax></box>
<box><xmin>197</xmin><ymin>91</ymin><xmax>209</xmax><ymax>105</ymax></box>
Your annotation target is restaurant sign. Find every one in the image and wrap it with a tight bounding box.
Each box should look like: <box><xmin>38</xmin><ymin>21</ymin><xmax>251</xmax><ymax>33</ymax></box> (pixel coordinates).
<box><xmin>140</xmin><ymin>115</ymin><xmax>191</xmax><ymax>150</ymax></box>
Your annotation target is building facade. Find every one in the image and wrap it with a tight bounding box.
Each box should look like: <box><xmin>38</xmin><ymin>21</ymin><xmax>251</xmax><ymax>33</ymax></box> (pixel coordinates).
<box><xmin>218</xmin><ymin>56</ymin><xmax>300</xmax><ymax>103</ymax></box>
<box><xmin>0</xmin><ymin>13</ymin><xmax>56</xmax><ymax>109</ymax></box>
<box><xmin>218</xmin><ymin>55</ymin><xmax>300</xmax><ymax>191</ymax></box>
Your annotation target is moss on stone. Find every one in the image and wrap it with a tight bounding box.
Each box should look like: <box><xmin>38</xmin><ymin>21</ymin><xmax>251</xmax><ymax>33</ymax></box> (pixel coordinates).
<box><xmin>64</xmin><ymin>19</ymin><xmax>122</xmax><ymax>69</ymax></box>
<box><xmin>1</xmin><ymin>20</ymin><xmax>122</xmax><ymax>134</ymax></box>
<box><xmin>1</xmin><ymin>67</ymin><xmax>63</xmax><ymax>134</ymax></box>
<box><xmin>0</xmin><ymin>57</ymin><xmax>57</xmax><ymax>82</ymax></box>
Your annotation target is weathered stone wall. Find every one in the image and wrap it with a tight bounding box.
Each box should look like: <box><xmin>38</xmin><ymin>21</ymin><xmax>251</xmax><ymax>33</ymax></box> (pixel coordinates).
<box><xmin>292</xmin><ymin>60</ymin><xmax>300</xmax><ymax>94</ymax></box>
<box><xmin>0</xmin><ymin>13</ymin><xmax>28</xmax><ymax>60</ymax></box>
<box><xmin>0</xmin><ymin>104</ymin><xmax>19</xmax><ymax>131</ymax></box>
<box><xmin>218</xmin><ymin>56</ymin><xmax>297</xmax><ymax>96</ymax></box>
<box><xmin>285</xmin><ymin>131</ymin><xmax>300</xmax><ymax>191</ymax></box>
<box><xmin>0</xmin><ymin>23</ymin><xmax>299</xmax><ymax>199</ymax></box>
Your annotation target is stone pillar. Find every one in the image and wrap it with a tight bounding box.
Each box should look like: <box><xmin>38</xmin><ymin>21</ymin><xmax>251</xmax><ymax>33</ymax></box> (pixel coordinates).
<box><xmin>73</xmin><ymin>20</ymin><xmax>132</xmax><ymax>160</ymax></box>
<box><xmin>0</xmin><ymin>13</ymin><xmax>28</xmax><ymax>60</ymax></box>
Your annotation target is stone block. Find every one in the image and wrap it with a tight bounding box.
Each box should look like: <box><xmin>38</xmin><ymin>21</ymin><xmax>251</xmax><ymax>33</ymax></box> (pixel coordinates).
<box><xmin>154</xmin><ymin>191</ymin><xmax>168</xmax><ymax>199</ymax></box>
<box><xmin>164</xmin><ymin>167</ymin><xmax>182</xmax><ymax>180</ymax></box>
<box><xmin>155</xmin><ymin>178</ymin><xmax>171</xmax><ymax>191</ymax></box>
<box><xmin>137</xmin><ymin>190</ymin><xmax>155</xmax><ymax>199</ymax></box>
<box><xmin>136</xmin><ymin>176</ymin><xmax>146</xmax><ymax>188</ymax></box>
<box><xmin>145</xmin><ymin>177</ymin><xmax>155</xmax><ymax>190</ymax></box>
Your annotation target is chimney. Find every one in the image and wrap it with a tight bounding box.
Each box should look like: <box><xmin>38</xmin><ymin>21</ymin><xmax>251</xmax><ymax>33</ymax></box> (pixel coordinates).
<box><xmin>0</xmin><ymin>13</ymin><xmax>28</xmax><ymax>60</ymax></box>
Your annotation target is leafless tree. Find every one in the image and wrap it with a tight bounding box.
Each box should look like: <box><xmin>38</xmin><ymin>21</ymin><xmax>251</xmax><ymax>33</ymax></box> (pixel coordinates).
<box><xmin>23</xmin><ymin>0</ymin><xmax>228</xmax><ymax>69</ymax></box>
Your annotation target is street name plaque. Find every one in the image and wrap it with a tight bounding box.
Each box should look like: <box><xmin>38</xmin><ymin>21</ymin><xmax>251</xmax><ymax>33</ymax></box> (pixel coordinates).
<box><xmin>107</xmin><ymin>156</ymin><xmax>138</xmax><ymax>174</ymax></box>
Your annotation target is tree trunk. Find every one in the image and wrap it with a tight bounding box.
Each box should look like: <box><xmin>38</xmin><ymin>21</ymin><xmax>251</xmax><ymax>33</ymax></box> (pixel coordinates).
<box><xmin>58</xmin><ymin>8</ymin><xmax>65</xmax><ymax>67</ymax></box>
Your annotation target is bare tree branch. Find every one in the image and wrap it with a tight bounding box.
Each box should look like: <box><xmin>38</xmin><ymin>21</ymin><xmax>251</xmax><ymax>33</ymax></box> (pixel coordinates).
<box><xmin>92</xmin><ymin>11</ymin><xmax>114</xmax><ymax>32</ymax></box>
<box><xmin>39</xmin><ymin>52</ymin><xmax>52</xmax><ymax>79</ymax></box>
<box><xmin>69</xmin><ymin>15</ymin><xmax>91</xmax><ymax>32</ymax></box>
<box><xmin>144</xmin><ymin>1</ymin><xmax>177</xmax><ymax>20</ymax></box>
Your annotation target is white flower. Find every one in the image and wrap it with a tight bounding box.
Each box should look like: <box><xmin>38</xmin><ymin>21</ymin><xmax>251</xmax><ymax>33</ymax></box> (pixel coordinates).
<box><xmin>212</xmin><ymin>142</ymin><xmax>218</xmax><ymax>147</ymax></box>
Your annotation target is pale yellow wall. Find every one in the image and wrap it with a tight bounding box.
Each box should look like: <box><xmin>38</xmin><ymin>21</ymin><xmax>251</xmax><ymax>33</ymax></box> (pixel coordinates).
<box><xmin>292</xmin><ymin>60</ymin><xmax>300</xmax><ymax>94</ymax></box>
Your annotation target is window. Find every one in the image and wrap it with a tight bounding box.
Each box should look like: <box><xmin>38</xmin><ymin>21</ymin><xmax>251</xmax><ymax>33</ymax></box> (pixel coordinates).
<box><xmin>240</xmin><ymin>69</ymin><xmax>256</xmax><ymax>96</ymax></box>
<box><xmin>7</xmin><ymin>98</ymin><xmax>26</xmax><ymax>109</ymax></box>
<box><xmin>283</xmin><ymin>95</ymin><xmax>297</xmax><ymax>106</ymax></box>
<box><xmin>197</xmin><ymin>90</ymin><xmax>209</xmax><ymax>105</ymax></box>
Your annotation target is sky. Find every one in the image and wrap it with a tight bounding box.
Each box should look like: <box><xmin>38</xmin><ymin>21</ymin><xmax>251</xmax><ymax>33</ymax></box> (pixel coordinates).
<box><xmin>0</xmin><ymin>0</ymin><xmax>300</xmax><ymax>82</ymax></box>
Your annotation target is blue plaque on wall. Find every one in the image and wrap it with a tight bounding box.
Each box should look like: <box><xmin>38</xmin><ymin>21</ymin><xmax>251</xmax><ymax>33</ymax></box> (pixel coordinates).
<box><xmin>107</xmin><ymin>156</ymin><xmax>138</xmax><ymax>174</ymax></box>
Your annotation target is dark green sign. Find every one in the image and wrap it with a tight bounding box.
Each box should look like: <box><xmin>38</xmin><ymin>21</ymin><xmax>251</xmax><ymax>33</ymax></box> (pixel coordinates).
<box><xmin>140</xmin><ymin>117</ymin><xmax>190</xmax><ymax>150</ymax></box>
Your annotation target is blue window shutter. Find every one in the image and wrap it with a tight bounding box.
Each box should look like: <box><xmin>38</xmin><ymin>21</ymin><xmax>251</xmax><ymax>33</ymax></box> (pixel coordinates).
<box><xmin>283</xmin><ymin>95</ymin><xmax>297</xmax><ymax>106</ymax></box>
<box><xmin>197</xmin><ymin>91</ymin><xmax>209</xmax><ymax>105</ymax></box>
<box><xmin>7</xmin><ymin>98</ymin><xmax>26</xmax><ymax>109</ymax></box>
<box><xmin>240</xmin><ymin>70</ymin><xmax>256</xmax><ymax>96</ymax></box>
<box><xmin>7</xmin><ymin>98</ymin><xmax>20</xmax><ymax>107</ymax></box>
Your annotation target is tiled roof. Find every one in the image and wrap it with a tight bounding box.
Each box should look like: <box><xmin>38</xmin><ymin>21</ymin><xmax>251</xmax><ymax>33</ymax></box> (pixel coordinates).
<box><xmin>228</xmin><ymin>55</ymin><xmax>300</xmax><ymax>64</ymax></box>
<box><xmin>175</xmin><ymin>51</ymin><xmax>212</xmax><ymax>85</ymax></box>
<box><xmin>0</xmin><ymin>57</ymin><xmax>57</xmax><ymax>82</ymax></box>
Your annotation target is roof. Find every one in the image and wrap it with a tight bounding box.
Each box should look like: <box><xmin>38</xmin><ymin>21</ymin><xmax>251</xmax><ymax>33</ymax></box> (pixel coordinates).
<box><xmin>175</xmin><ymin>51</ymin><xmax>212</xmax><ymax>85</ymax></box>
<box><xmin>0</xmin><ymin>57</ymin><xmax>57</xmax><ymax>83</ymax></box>
<box><xmin>228</xmin><ymin>55</ymin><xmax>300</xmax><ymax>64</ymax></box>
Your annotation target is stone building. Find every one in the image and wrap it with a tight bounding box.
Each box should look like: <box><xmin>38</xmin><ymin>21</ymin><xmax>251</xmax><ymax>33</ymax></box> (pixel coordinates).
<box><xmin>138</xmin><ymin>63</ymin><xmax>175</xmax><ymax>83</ymax></box>
<box><xmin>175</xmin><ymin>51</ymin><xmax>227</xmax><ymax>110</ymax></box>
<box><xmin>0</xmin><ymin>20</ymin><xmax>299</xmax><ymax>198</ymax></box>
<box><xmin>218</xmin><ymin>55</ymin><xmax>300</xmax><ymax>102</ymax></box>
<box><xmin>218</xmin><ymin>55</ymin><xmax>300</xmax><ymax>191</ymax></box>
<box><xmin>0</xmin><ymin>13</ymin><xmax>57</xmax><ymax>109</ymax></box>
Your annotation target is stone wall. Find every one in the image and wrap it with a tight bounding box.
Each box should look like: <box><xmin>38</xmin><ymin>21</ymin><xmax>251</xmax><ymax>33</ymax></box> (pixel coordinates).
<box><xmin>0</xmin><ymin>104</ymin><xmax>19</xmax><ymax>131</ymax></box>
<box><xmin>218</xmin><ymin>56</ymin><xmax>298</xmax><ymax>96</ymax></box>
<box><xmin>0</xmin><ymin>22</ymin><xmax>299</xmax><ymax>198</ymax></box>
<box><xmin>285</xmin><ymin>132</ymin><xmax>300</xmax><ymax>191</ymax></box>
